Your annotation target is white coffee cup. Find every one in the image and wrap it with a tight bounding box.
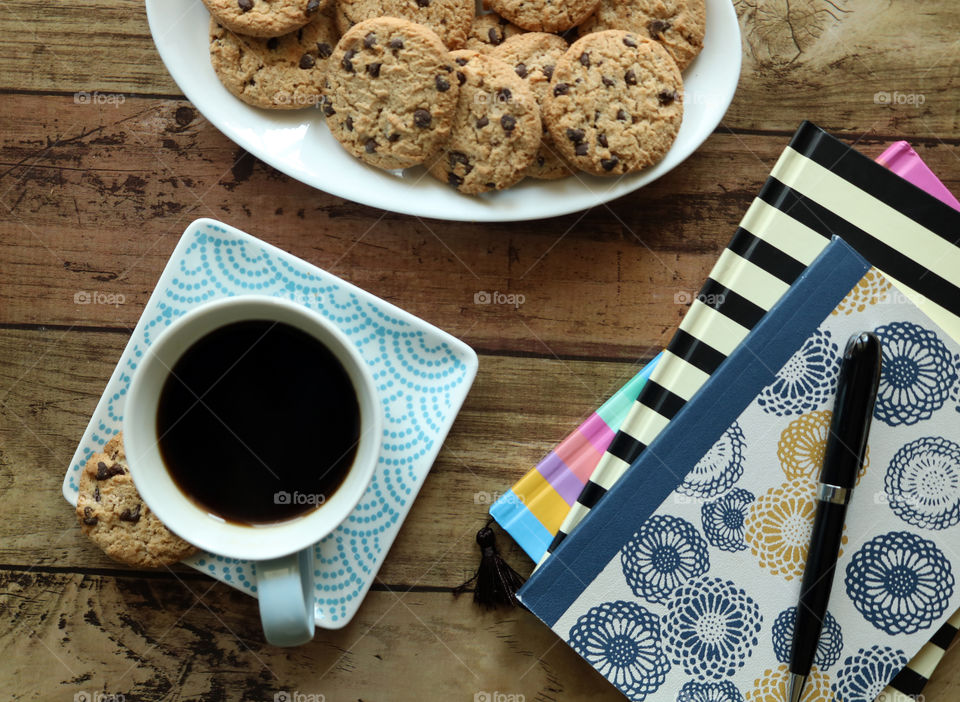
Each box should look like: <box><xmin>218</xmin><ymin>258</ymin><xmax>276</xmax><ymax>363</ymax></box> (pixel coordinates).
<box><xmin>124</xmin><ymin>295</ymin><xmax>382</xmax><ymax>646</ymax></box>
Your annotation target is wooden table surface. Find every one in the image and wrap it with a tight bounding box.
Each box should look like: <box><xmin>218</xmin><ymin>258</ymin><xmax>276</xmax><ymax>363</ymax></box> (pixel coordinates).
<box><xmin>2</xmin><ymin>1</ymin><xmax>959</xmax><ymax>699</ymax></box>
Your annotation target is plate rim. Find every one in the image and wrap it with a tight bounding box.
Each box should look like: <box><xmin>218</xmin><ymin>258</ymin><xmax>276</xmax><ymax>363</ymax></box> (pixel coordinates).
<box><xmin>145</xmin><ymin>0</ymin><xmax>741</xmax><ymax>221</ymax></box>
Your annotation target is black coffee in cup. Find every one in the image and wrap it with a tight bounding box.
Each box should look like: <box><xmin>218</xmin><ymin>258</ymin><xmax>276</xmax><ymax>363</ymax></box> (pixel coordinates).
<box><xmin>155</xmin><ymin>319</ymin><xmax>361</xmax><ymax>524</ymax></box>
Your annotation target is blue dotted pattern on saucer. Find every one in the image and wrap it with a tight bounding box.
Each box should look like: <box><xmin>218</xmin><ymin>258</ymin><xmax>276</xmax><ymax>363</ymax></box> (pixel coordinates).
<box><xmin>63</xmin><ymin>221</ymin><xmax>475</xmax><ymax>627</ymax></box>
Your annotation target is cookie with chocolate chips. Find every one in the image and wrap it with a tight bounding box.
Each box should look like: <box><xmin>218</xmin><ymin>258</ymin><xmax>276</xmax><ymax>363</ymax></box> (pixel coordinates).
<box><xmin>335</xmin><ymin>0</ymin><xmax>474</xmax><ymax>49</ymax></box>
<box><xmin>209</xmin><ymin>11</ymin><xmax>339</xmax><ymax>110</ymax></box>
<box><xmin>579</xmin><ymin>0</ymin><xmax>705</xmax><ymax>71</ymax></box>
<box><xmin>202</xmin><ymin>0</ymin><xmax>328</xmax><ymax>38</ymax></box>
<box><xmin>325</xmin><ymin>17</ymin><xmax>460</xmax><ymax>170</ymax></box>
<box><xmin>543</xmin><ymin>30</ymin><xmax>683</xmax><ymax>176</ymax></box>
<box><xmin>492</xmin><ymin>32</ymin><xmax>573</xmax><ymax>179</ymax></box>
<box><xmin>427</xmin><ymin>50</ymin><xmax>541</xmax><ymax>194</ymax></box>
<box><xmin>487</xmin><ymin>0</ymin><xmax>599</xmax><ymax>33</ymax></box>
<box><xmin>464</xmin><ymin>12</ymin><xmax>524</xmax><ymax>53</ymax></box>
<box><xmin>76</xmin><ymin>433</ymin><xmax>197</xmax><ymax>568</ymax></box>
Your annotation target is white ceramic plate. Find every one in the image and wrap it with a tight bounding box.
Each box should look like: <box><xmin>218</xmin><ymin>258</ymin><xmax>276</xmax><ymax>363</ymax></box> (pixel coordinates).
<box><xmin>146</xmin><ymin>0</ymin><xmax>741</xmax><ymax>221</ymax></box>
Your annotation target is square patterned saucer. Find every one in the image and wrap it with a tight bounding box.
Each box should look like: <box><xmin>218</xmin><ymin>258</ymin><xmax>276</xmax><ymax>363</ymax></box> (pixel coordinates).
<box><xmin>62</xmin><ymin>218</ymin><xmax>478</xmax><ymax>629</ymax></box>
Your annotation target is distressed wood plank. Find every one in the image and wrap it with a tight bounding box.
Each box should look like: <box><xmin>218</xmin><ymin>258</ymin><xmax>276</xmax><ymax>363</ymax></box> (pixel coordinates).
<box><xmin>0</xmin><ymin>94</ymin><xmax>746</xmax><ymax>358</ymax></box>
<box><xmin>4</xmin><ymin>96</ymin><xmax>957</xmax><ymax>357</ymax></box>
<box><xmin>732</xmin><ymin>0</ymin><xmax>960</xmax><ymax>136</ymax></box>
<box><xmin>0</xmin><ymin>570</ymin><xmax>625</xmax><ymax>701</ymax></box>
<box><xmin>1</xmin><ymin>572</ymin><xmax>958</xmax><ymax>700</ymax></box>
<box><xmin>1</xmin><ymin>0</ymin><xmax>958</xmax><ymax>136</ymax></box>
<box><xmin>0</xmin><ymin>1</ymin><xmax>178</xmax><ymax>96</ymax></box>
<box><xmin>0</xmin><ymin>327</ymin><xmax>646</xmax><ymax>581</ymax></box>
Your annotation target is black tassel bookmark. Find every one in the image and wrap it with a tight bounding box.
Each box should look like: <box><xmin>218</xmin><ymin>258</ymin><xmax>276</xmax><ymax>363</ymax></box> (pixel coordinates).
<box><xmin>454</xmin><ymin>523</ymin><xmax>526</xmax><ymax>608</ymax></box>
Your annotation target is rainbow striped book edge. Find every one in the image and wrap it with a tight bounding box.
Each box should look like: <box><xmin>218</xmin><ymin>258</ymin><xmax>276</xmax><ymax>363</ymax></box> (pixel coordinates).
<box><xmin>489</xmin><ymin>353</ymin><xmax>662</xmax><ymax>561</ymax></box>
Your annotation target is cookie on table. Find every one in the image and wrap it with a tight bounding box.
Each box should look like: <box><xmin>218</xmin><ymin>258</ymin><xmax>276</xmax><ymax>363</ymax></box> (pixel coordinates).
<box><xmin>325</xmin><ymin>17</ymin><xmax>460</xmax><ymax>170</ymax></box>
<box><xmin>463</xmin><ymin>12</ymin><xmax>524</xmax><ymax>53</ymax></box>
<box><xmin>487</xmin><ymin>0</ymin><xmax>599</xmax><ymax>33</ymax></box>
<box><xmin>202</xmin><ymin>0</ymin><xmax>328</xmax><ymax>38</ymax></box>
<box><xmin>543</xmin><ymin>31</ymin><xmax>683</xmax><ymax>176</ymax></box>
<box><xmin>209</xmin><ymin>12</ymin><xmax>339</xmax><ymax>110</ymax></box>
<box><xmin>335</xmin><ymin>0</ymin><xmax>474</xmax><ymax>49</ymax></box>
<box><xmin>492</xmin><ymin>33</ymin><xmax>573</xmax><ymax>180</ymax></box>
<box><xmin>427</xmin><ymin>50</ymin><xmax>541</xmax><ymax>194</ymax></box>
<box><xmin>76</xmin><ymin>433</ymin><xmax>197</xmax><ymax>569</ymax></box>
<box><xmin>579</xmin><ymin>0</ymin><xmax>705</xmax><ymax>71</ymax></box>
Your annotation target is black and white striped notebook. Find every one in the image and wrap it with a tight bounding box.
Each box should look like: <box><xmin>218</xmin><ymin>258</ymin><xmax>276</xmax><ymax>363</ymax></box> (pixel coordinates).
<box><xmin>541</xmin><ymin>121</ymin><xmax>960</xmax><ymax>696</ymax></box>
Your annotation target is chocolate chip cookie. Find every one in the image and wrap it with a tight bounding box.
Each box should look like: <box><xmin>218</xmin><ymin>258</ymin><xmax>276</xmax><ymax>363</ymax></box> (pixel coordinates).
<box><xmin>335</xmin><ymin>0</ymin><xmax>475</xmax><ymax>49</ymax></box>
<box><xmin>202</xmin><ymin>0</ymin><xmax>327</xmax><ymax>38</ymax></box>
<box><xmin>325</xmin><ymin>17</ymin><xmax>460</xmax><ymax>170</ymax></box>
<box><xmin>427</xmin><ymin>50</ymin><xmax>541</xmax><ymax>194</ymax></box>
<box><xmin>209</xmin><ymin>12</ymin><xmax>339</xmax><ymax>110</ymax></box>
<box><xmin>492</xmin><ymin>33</ymin><xmax>573</xmax><ymax>179</ymax></box>
<box><xmin>464</xmin><ymin>12</ymin><xmax>524</xmax><ymax>53</ymax></box>
<box><xmin>543</xmin><ymin>30</ymin><xmax>683</xmax><ymax>175</ymax></box>
<box><xmin>76</xmin><ymin>433</ymin><xmax>197</xmax><ymax>568</ymax></box>
<box><xmin>487</xmin><ymin>0</ymin><xmax>599</xmax><ymax>33</ymax></box>
<box><xmin>579</xmin><ymin>0</ymin><xmax>706</xmax><ymax>71</ymax></box>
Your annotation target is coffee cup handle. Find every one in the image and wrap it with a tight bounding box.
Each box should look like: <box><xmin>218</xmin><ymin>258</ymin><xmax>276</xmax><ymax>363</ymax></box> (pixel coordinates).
<box><xmin>256</xmin><ymin>548</ymin><xmax>316</xmax><ymax>646</ymax></box>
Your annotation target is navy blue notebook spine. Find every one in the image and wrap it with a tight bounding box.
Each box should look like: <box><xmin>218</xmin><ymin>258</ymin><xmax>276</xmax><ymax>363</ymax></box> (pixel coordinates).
<box><xmin>518</xmin><ymin>237</ymin><xmax>872</xmax><ymax>626</ymax></box>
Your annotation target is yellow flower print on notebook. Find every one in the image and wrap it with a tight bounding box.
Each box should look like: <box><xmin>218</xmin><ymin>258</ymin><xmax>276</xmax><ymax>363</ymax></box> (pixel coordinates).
<box><xmin>745</xmin><ymin>478</ymin><xmax>847</xmax><ymax>581</ymax></box>
<box><xmin>745</xmin><ymin>664</ymin><xmax>831</xmax><ymax>702</ymax></box>
<box><xmin>777</xmin><ymin>410</ymin><xmax>869</xmax><ymax>485</ymax></box>
<box><xmin>832</xmin><ymin>267</ymin><xmax>893</xmax><ymax>316</ymax></box>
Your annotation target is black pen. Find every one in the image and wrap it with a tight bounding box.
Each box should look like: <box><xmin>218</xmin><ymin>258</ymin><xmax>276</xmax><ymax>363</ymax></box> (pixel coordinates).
<box><xmin>788</xmin><ymin>332</ymin><xmax>882</xmax><ymax>702</ymax></box>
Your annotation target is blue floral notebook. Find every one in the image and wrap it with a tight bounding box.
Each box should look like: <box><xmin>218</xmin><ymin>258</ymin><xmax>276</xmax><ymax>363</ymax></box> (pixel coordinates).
<box><xmin>519</xmin><ymin>238</ymin><xmax>960</xmax><ymax>701</ymax></box>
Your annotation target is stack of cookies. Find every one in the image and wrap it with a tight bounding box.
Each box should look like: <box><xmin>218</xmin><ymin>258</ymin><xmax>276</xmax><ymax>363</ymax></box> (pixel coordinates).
<box><xmin>206</xmin><ymin>0</ymin><xmax>705</xmax><ymax>194</ymax></box>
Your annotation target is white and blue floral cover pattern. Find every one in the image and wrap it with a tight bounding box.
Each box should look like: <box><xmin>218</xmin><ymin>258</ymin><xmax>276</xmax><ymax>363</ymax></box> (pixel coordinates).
<box><xmin>549</xmin><ymin>269</ymin><xmax>960</xmax><ymax>701</ymax></box>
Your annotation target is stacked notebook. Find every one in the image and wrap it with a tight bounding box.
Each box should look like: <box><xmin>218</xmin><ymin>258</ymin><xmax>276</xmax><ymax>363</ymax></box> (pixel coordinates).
<box><xmin>492</xmin><ymin>137</ymin><xmax>960</xmax><ymax>567</ymax></box>
<box><xmin>510</xmin><ymin>123</ymin><xmax>960</xmax><ymax>699</ymax></box>
<box><xmin>520</xmin><ymin>238</ymin><xmax>960</xmax><ymax>700</ymax></box>
<box><xmin>545</xmin><ymin>125</ymin><xmax>960</xmax><ymax>560</ymax></box>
